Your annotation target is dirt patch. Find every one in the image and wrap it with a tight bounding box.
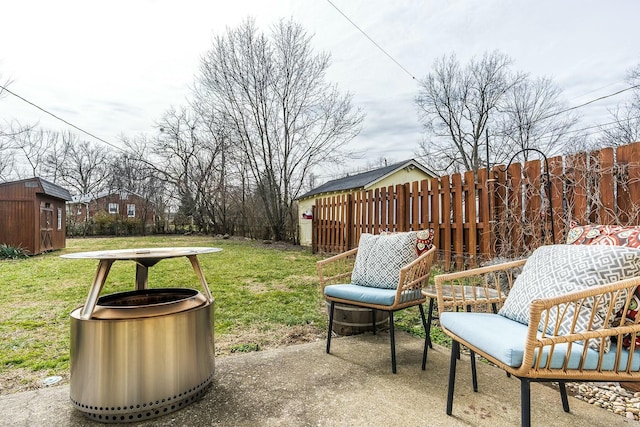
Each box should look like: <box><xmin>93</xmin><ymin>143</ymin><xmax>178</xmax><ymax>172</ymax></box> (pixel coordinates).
<box><xmin>0</xmin><ymin>367</ymin><xmax>69</xmax><ymax>396</ymax></box>
<box><xmin>215</xmin><ymin>324</ymin><xmax>325</xmax><ymax>356</ymax></box>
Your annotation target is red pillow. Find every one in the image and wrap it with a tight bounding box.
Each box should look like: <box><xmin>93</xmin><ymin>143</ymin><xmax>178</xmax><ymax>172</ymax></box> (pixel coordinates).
<box><xmin>565</xmin><ymin>224</ymin><xmax>624</xmax><ymax>245</ymax></box>
<box><xmin>571</xmin><ymin>224</ymin><xmax>640</xmax><ymax>349</ymax></box>
<box><xmin>416</xmin><ymin>229</ymin><xmax>435</xmax><ymax>256</ymax></box>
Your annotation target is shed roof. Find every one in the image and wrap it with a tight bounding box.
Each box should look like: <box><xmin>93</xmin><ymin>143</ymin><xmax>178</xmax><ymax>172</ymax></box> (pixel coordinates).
<box><xmin>297</xmin><ymin>159</ymin><xmax>436</xmax><ymax>200</ymax></box>
<box><xmin>0</xmin><ymin>177</ymin><xmax>72</xmax><ymax>201</ymax></box>
<box><xmin>39</xmin><ymin>178</ymin><xmax>72</xmax><ymax>201</ymax></box>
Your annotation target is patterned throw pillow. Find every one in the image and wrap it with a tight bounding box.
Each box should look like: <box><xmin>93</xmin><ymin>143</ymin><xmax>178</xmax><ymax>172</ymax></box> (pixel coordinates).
<box><xmin>590</xmin><ymin>227</ymin><xmax>640</xmax><ymax>248</ymax></box>
<box><xmin>585</xmin><ymin>225</ymin><xmax>640</xmax><ymax>348</ymax></box>
<box><xmin>498</xmin><ymin>244</ymin><xmax>640</xmax><ymax>351</ymax></box>
<box><xmin>565</xmin><ymin>224</ymin><xmax>623</xmax><ymax>245</ymax></box>
<box><xmin>416</xmin><ymin>229</ymin><xmax>435</xmax><ymax>256</ymax></box>
<box><xmin>351</xmin><ymin>232</ymin><xmax>419</xmax><ymax>289</ymax></box>
<box><xmin>379</xmin><ymin>229</ymin><xmax>435</xmax><ymax>256</ymax></box>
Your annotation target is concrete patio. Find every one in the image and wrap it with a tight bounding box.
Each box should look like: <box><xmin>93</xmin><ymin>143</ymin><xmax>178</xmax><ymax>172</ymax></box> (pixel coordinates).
<box><xmin>1</xmin><ymin>331</ymin><xmax>635</xmax><ymax>426</ymax></box>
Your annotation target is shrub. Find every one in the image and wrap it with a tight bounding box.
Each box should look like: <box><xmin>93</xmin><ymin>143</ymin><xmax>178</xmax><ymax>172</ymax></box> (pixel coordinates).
<box><xmin>0</xmin><ymin>244</ymin><xmax>29</xmax><ymax>259</ymax></box>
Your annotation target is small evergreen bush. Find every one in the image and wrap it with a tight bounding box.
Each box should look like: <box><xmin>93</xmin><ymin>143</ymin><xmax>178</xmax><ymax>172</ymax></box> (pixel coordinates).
<box><xmin>0</xmin><ymin>244</ymin><xmax>29</xmax><ymax>259</ymax></box>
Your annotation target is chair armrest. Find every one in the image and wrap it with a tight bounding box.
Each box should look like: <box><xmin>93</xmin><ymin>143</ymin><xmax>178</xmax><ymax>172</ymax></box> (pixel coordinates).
<box><xmin>396</xmin><ymin>246</ymin><xmax>437</xmax><ymax>296</ymax></box>
<box><xmin>434</xmin><ymin>258</ymin><xmax>526</xmax><ymax>313</ymax></box>
<box><xmin>317</xmin><ymin>248</ymin><xmax>359</xmax><ymax>292</ymax></box>
<box><xmin>517</xmin><ymin>275</ymin><xmax>640</xmax><ymax>378</ymax></box>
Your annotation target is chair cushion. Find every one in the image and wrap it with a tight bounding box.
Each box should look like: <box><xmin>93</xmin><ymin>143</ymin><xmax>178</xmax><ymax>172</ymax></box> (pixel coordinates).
<box><xmin>324</xmin><ymin>284</ymin><xmax>398</xmax><ymax>306</ymax></box>
<box><xmin>498</xmin><ymin>244</ymin><xmax>640</xmax><ymax>351</ymax></box>
<box><xmin>351</xmin><ymin>232</ymin><xmax>418</xmax><ymax>289</ymax></box>
<box><xmin>324</xmin><ymin>284</ymin><xmax>424</xmax><ymax>306</ymax></box>
<box><xmin>441</xmin><ymin>312</ymin><xmax>640</xmax><ymax>371</ymax></box>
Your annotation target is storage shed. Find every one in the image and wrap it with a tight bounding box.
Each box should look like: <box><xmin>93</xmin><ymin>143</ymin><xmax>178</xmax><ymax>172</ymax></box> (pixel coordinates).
<box><xmin>0</xmin><ymin>177</ymin><xmax>72</xmax><ymax>254</ymax></box>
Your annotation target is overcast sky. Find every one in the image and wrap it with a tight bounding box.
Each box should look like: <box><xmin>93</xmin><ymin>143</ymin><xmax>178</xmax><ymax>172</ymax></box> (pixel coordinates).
<box><xmin>1</xmin><ymin>0</ymin><xmax>639</xmax><ymax>180</ymax></box>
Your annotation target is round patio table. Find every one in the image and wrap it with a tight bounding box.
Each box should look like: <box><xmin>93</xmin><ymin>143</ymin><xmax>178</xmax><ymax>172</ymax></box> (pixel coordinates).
<box><xmin>61</xmin><ymin>247</ymin><xmax>220</xmax><ymax>319</ymax></box>
<box><xmin>62</xmin><ymin>247</ymin><xmax>220</xmax><ymax>423</ymax></box>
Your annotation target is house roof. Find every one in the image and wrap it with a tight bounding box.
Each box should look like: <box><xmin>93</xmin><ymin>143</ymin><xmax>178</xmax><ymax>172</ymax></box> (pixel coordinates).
<box><xmin>70</xmin><ymin>190</ymin><xmax>153</xmax><ymax>204</ymax></box>
<box><xmin>0</xmin><ymin>177</ymin><xmax>72</xmax><ymax>201</ymax></box>
<box><xmin>297</xmin><ymin>159</ymin><xmax>436</xmax><ymax>200</ymax></box>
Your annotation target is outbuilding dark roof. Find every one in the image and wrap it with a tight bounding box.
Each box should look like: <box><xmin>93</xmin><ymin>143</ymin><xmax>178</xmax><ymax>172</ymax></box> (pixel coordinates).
<box><xmin>0</xmin><ymin>177</ymin><xmax>72</xmax><ymax>201</ymax></box>
<box><xmin>297</xmin><ymin>159</ymin><xmax>436</xmax><ymax>200</ymax></box>
<box><xmin>38</xmin><ymin>178</ymin><xmax>72</xmax><ymax>201</ymax></box>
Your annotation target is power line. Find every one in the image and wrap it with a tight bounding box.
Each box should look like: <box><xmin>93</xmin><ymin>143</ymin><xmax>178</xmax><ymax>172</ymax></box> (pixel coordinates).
<box><xmin>539</xmin><ymin>84</ymin><xmax>640</xmax><ymax>121</ymax></box>
<box><xmin>325</xmin><ymin>0</ymin><xmax>417</xmax><ymax>81</ymax></box>
<box><xmin>0</xmin><ymin>84</ymin><xmax>125</xmax><ymax>153</ymax></box>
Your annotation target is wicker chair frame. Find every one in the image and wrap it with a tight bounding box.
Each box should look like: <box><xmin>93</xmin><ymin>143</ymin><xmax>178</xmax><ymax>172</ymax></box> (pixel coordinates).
<box><xmin>435</xmin><ymin>259</ymin><xmax>640</xmax><ymax>426</ymax></box>
<box><xmin>317</xmin><ymin>246</ymin><xmax>436</xmax><ymax>373</ymax></box>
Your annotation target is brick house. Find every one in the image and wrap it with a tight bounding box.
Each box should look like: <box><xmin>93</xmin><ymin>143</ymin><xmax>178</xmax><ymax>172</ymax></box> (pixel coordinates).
<box><xmin>67</xmin><ymin>190</ymin><xmax>156</xmax><ymax>232</ymax></box>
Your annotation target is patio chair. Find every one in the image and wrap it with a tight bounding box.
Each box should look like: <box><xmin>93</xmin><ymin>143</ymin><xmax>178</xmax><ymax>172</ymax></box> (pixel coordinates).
<box><xmin>317</xmin><ymin>230</ymin><xmax>436</xmax><ymax>373</ymax></box>
<box><xmin>421</xmin><ymin>261</ymin><xmax>520</xmax><ymax>378</ymax></box>
<box><xmin>436</xmin><ymin>243</ymin><xmax>640</xmax><ymax>427</ymax></box>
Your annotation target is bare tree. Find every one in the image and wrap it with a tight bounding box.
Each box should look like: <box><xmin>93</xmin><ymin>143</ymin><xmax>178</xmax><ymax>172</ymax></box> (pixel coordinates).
<box><xmin>49</xmin><ymin>132</ymin><xmax>111</xmax><ymax>196</ymax></box>
<box><xmin>0</xmin><ymin>78</ymin><xmax>23</xmax><ymax>181</ymax></box>
<box><xmin>194</xmin><ymin>18</ymin><xmax>364</xmax><ymax>241</ymax></box>
<box><xmin>496</xmin><ymin>76</ymin><xmax>580</xmax><ymax>163</ymax></box>
<box><xmin>9</xmin><ymin>127</ymin><xmax>61</xmax><ymax>178</ymax></box>
<box><xmin>416</xmin><ymin>51</ymin><xmax>524</xmax><ymax>173</ymax></box>
<box><xmin>597</xmin><ymin>64</ymin><xmax>640</xmax><ymax>147</ymax></box>
<box><xmin>141</xmin><ymin>106</ymin><xmax>228</xmax><ymax>234</ymax></box>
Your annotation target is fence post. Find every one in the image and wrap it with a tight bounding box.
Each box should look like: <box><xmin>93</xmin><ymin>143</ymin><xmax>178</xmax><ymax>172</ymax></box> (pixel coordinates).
<box><xmin>451</xmin><ymin>173</ymin><xmax>464</xmax><ymax>270</ymax></box>
<box><xmin>617</xmin><ymin>143</ymin><xmax>640</xmax><ymax>225</ymax></box>
<box><xmin>478</xmin><ymin>168</ymin><xmax>491</xmax><ymax>260</ymax></box>
<box><xmin>598</xmin><ymin>148</ymin><xmax>616</xmax><ymax>225</ymax></box>
<box><xmin>549</xmin><ymin>156</ymin><xmax>564</xmax><ymax>244</ymax></box>
<box><xmin>464</xmin><ymin>171</ymin><xmax>477</xmax><ymax>267</ymax></box>
<box><xmin>346</xmin><ymin>194</ymin><xmax>354</xmax><ymax>249</ymax></box>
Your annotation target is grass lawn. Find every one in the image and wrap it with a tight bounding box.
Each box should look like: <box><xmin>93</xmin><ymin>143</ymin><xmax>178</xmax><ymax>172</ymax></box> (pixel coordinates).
<box><xmin>0</xmin><ymin>235</ymin><xmax>441</xmax><ymax>395</ymax></box>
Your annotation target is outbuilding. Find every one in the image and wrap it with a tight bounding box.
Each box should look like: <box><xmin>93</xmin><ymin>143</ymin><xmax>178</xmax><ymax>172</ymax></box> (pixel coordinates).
<box><xmin>0</xmin><ymin>177</ymin><xmax>72</xmax><ymax>254</ymax></box>
<box><xmin>296</xmin><ymin>159</ymin><xmax>437</xmax><ymax>247</ymax></box>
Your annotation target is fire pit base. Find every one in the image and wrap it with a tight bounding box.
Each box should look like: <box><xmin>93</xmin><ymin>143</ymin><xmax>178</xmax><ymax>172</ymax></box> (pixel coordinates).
<box><xmin>70</xmin><ymin>288</ymin><xmax>214</xmax><ymax>423</ymax></box>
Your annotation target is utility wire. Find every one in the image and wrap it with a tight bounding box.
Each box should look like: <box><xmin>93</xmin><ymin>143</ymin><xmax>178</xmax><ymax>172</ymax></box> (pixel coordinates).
<box><xmin>0</xmin><ymin>83</ymin><xmax>126</xmax><ymax>153</ymax></box>
<box><xmin>325</xmin><ymin>0</ymin><xmax>417</xmax><ymax>81</ymax></box>
<box><xmin>539</xmin><ymin>84</ymin><xmax>640</xmax><ymax>121</ymax></box>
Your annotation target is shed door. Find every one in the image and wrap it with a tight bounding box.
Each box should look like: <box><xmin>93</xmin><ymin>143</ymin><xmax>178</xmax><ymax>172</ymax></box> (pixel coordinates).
<box><xmin>40</xmin><ymin>206</ymin><xmax>53</xmax><ymax>252</ymax></box>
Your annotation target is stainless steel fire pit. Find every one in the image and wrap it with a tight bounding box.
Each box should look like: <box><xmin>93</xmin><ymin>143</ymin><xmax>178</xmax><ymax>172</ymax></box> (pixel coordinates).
<box><xmin>62</xmin><ymin>247</ymin><xmax>220</xmax><ymax>423</ymax></box>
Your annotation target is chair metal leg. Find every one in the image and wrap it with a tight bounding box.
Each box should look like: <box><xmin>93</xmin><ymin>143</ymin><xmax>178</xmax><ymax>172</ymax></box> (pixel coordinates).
<box><xmin>521</xmin><ymin>378</ymin><xmax>531</xmax><ymax>427</ymax></box>
<box><xmin>420</xmin><ymin>303</ymin><xmax>429</xmax><ymax>370</ymax></box>
<box><xmin>559</xmin><ymin>381</ymin><xmax>570</xmax><ymax>412</ymax></box>
<box><xmin>470</xmin><ymin>350</ymin><xmax>478</xmax><ymax>392</ymax></box>
<box><xmin>389</xmin><ymin>311</ymin><xmax>397</xmax><ymax>374</ymax></box>
<box><xmin>426</xmin><ymin>298</ymin><xmax>435</xmax><ymax>349</ymax></box>
<box><xmin>464</xmin><ymin>304</ymin><xmax>477</xmax><ymax>389</ymax></box>
<box><xmin>326</xmin><ymin>301</ymin><xmax>335</xmax><ymax>354</ymax></box>
<box><xmin>447</xmin><ymin>340</ymin><xmax>459</xmax><ymax>416</ymax></box>
<box><xmin>372</xmin><ymin>308</ymin><xmax>377</xmax><ymax>335</ymax></box>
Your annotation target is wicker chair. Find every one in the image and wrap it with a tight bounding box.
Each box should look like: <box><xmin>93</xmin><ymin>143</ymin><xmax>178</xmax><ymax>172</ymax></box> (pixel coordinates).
<box><xmin>435</xmin><ymin>250</ymin><xmax>640</xmax><ymax>427</ymax></box>
<box><xmin>318</xmin><ymin>242</ymin><xmax>436</xmax><ymax>374</ymax></box>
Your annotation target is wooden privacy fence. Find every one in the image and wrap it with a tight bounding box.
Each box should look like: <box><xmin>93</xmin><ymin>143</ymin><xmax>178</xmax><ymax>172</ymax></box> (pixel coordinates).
<box><xmin>312</xmin><ymin>141</ymin><xmax>640</xmax><ymax>271</ymax></box>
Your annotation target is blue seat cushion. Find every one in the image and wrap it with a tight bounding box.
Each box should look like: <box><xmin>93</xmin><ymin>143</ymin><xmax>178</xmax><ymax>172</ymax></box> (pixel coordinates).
<box><xmin>440</xmin><ymin>312</ymin><xmax>640</xmax><ymax>371</ymax></box>
<box><xmin>324</xmin><ymin>284</ymin><xmax>423</xmax><ymax>307</ymax></box>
